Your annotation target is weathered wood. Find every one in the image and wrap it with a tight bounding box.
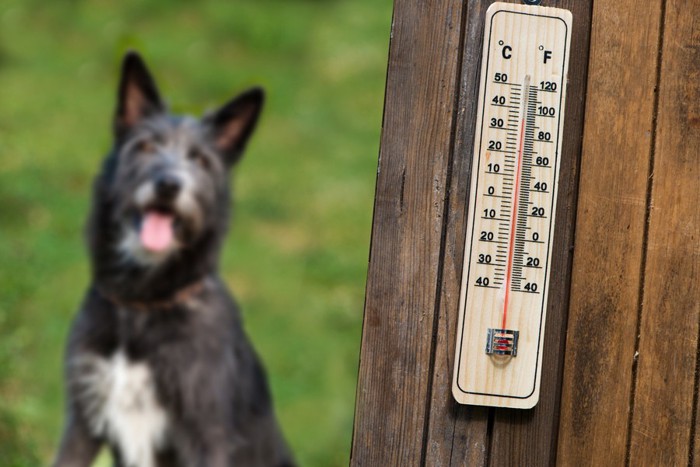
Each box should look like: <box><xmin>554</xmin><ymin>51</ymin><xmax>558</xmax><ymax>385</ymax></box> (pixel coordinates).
<box><xmin>349</xmin><ymin>0</ymin><xmax>466</xmax><ymax>464</ymax></box>
<box><xmin>628</xmin><ymin>1</ymin><xmax>700</xmax><ymax>464</ymax></box>
<box><xmin>353</xmin><ymin>0</ymin><xmax>699</xmax><ymax>464</ymax></box>
<box><xmin>423</xmin><ymin>1</ymin><xmax>492</xmax><ymax>464</ymax></box>
<box><xmin>556</xmin><ymin>0</ymin><xmax>664</xmax><ymax>465</ymax></box>
<box><xmin>422</xmin><ymin>0</ymin><xmax>592</xmax><ymax>463</ymax></box>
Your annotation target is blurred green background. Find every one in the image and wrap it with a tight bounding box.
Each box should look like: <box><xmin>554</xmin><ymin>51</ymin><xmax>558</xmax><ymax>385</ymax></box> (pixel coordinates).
<box><xmin>0</xmin><ymin>0</ymin><xmax>391</xmax><ymax>465</ymax></box>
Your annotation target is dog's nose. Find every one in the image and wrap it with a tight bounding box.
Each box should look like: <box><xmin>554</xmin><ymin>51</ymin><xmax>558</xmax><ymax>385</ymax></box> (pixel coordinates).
<box><xmin>155</xmin><ymin>174</ymin><xmax>182</xmax><ymax>200</ymax></box>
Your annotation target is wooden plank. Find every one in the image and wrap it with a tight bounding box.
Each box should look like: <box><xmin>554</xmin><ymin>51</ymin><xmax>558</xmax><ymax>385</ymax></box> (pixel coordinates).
<box><xmin>628</xmin><ymin>1</ymin><xmax>700</xmax><ymax>464</ymax></box>
<box><xmin>349</xmin><ymin>0</ymin><xmax>465</xmax><ymax>464</ymax></box>
<box><xmin>556</xmin><ymin>0</ymin><xmax>664</xmax><ymax>465</ymax></box>
<box><xmin>423</xmin><ymin>1</ymin><xmax>493</xmax><ymax>463</ymax></box>
<box><xmin>424</xmin><ymin>0</ymin><xmax>592</xmax><ymax>463</ymax></box>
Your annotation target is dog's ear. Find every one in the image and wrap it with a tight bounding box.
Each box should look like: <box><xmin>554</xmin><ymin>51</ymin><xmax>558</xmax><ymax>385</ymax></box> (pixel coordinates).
<box><xmin>204</xmin><ymin>87</ymin><xmax>264</xmax><ymax>165</ymax></box>
<box><xmin>114</xmin><ymin>51</ymin><xmax>164</xmax><ymax>139</ymax></box>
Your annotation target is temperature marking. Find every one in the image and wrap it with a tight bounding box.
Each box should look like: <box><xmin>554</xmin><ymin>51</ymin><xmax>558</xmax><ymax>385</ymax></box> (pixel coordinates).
<box><xmin>503</xmin><ymin>75</ymin><xmax>530</xmax><ymax>329</ymax></box>
<box><xmin>453</xmin><ymin>2</ymin><xmax>572</xmax><ymax>409</ymax></box>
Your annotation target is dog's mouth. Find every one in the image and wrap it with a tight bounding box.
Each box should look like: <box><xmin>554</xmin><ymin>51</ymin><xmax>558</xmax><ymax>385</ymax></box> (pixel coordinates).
<box><xmin>139</xmin><ymin>209</ymin><xmax>176</xmax><ymax>252</ymax></box>
<box><xmin>131</xmin><ymin>202</ymin><xmax>188</xmax><ymax>254</ymax></box>
<box><xmin>119</xmin><ymin>182</ymin><xmax>203</xmax><ymax>264</ymax></box>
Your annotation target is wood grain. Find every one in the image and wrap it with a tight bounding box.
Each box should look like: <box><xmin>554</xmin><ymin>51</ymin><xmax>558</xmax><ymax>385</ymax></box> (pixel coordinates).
<box><xmin>423</xmin><ymin>2</ymin><xmax>492</xmax><ymax>464</ymax></box>
<box><xmin>628</xmin><ymin>1</ymin><xmax>700</xmax><ymax>464</ymax></box>
<box><xmin>423</xmin><ymin>0</ymin><xmax>592</xmax><ymax>463</ymax></box>
<box><xmin>349</xmin><ymin>0</ymin><xmax>465</xmax><ymax>464</ymax></box>
<box><xmin>352</xmin><ymin>0</ymin><xmax>699</xmax><ymax>464</ymax></box>
<box><xmin>556</xmin><ymin>0</ymin><xmax>664</xmax><ymax>465</ymax></box>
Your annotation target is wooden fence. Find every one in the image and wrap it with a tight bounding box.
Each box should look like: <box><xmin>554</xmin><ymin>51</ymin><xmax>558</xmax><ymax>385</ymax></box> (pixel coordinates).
<box><xmin>351</xmin><ymin>0</ymin><xmax>699</xmax><ymax>465</ymax></box>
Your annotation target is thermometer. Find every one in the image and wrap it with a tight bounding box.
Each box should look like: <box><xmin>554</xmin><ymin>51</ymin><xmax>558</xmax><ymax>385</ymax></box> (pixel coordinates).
<box><xmin>452</xmin><ymin>2</ymin><xmax>572</xmax><ymax>409</ymax></box>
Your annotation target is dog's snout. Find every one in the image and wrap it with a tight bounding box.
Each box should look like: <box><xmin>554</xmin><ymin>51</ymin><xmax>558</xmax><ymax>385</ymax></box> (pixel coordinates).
<box><xmin>155</xmin><ymin>173</ymin><xmax>182</xmax><ymax>200</ymax></box>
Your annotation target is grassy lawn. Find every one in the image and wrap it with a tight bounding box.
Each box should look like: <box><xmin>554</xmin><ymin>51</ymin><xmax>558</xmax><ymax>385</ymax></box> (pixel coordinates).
<box><xmin>0</xmin><ymin>1</ymin><xmax>391</xmax><ymax>465</ymax></box>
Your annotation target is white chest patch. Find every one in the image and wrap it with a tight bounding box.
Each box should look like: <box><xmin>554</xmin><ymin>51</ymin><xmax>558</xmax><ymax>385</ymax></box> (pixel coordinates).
<box><xmin>73</xmin><ymin>351</ymin><xmax>168</xmax><ymax>467</ymax></box>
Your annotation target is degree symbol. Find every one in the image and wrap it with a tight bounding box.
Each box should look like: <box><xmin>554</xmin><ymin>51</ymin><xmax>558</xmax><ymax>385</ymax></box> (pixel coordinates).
<box><xmin>538</xmin><ymin>45</ymin><xmax>544</xmax><ymax>50</ymax></box>
<box><xmin>498</xmin><ymin>40</ymin><xmax>504</xmax><ymax>46</ymax></box>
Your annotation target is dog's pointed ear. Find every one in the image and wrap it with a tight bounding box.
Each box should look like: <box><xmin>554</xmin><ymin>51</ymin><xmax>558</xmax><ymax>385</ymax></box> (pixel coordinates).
<box><xmin>204</xmin><ymin>87</ymin><xmax>264</xmax><ymax>165</ymax></box>
<box><xmin>114</xmin><ymin>51</ymin><xmax>164</xmax><ymax>139</ymax></box>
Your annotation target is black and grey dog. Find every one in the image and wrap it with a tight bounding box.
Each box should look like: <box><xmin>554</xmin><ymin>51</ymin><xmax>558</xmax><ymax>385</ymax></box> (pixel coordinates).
<box><xmin>53</xmin><ymin>52</ymin><xmax>294</xmax><ymax>467</ymax></box>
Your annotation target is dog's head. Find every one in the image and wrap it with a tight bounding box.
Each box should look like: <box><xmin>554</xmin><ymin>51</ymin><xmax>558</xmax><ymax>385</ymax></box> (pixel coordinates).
<box><xmin>99</xmin><ymin>52</ymin><xmax>263</xmax><ymax>267</ymax></box>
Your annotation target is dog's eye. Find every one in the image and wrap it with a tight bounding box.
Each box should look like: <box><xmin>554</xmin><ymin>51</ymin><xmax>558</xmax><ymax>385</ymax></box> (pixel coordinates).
<box><xmin>188</xmin><ymin>148</ymin><xmax>209</xmax><ymax>169</ymax></box>
<box><xmin>137</xmin><ymin>140</ymin><xmax>155</xmax><ymax>153</ymax></box>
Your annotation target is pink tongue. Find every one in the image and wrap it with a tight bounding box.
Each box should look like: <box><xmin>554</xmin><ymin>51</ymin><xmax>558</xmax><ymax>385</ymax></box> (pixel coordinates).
<box><xmin>140</xmin><ymin>212</ymin><xmax>174</xmax><ymax>252</ymax></box>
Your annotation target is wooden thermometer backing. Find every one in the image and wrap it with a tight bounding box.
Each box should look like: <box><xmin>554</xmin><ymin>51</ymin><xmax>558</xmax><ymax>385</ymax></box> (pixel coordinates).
<box><xmin>452</xmin><ymin>2</ymin><xmax>572</xmax><ymax>409</ymax></box>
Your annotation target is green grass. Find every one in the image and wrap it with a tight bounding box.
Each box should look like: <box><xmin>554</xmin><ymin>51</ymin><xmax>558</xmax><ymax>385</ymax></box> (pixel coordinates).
<box><xmin>0</xmin><ymin>1</ymin><xmax>391</xmax><ymax>465</ymax></box>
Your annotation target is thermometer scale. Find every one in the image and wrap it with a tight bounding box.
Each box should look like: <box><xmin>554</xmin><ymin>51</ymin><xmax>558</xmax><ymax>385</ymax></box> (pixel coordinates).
<box><xmin>452</xmin><ymin>2</ymin><xmax>572</xmax><ymax>409</ymax></box>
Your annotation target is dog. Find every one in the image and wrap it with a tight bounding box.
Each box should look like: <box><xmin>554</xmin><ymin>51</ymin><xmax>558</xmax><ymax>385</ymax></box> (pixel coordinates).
<box><xmin>53</xmin><ymin>52</ymin><xmax>294</xmax><ymax>467</ymax></box>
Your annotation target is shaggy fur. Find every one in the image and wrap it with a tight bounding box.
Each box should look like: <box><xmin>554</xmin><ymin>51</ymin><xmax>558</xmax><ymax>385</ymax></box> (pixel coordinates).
<box><xmin>53</xmin><ymin>52</ymin><xmax>294</xmax><ymax>467</ymax></box>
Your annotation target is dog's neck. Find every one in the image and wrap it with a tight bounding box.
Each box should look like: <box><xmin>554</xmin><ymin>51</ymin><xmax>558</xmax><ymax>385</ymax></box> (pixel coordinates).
<box><xmin>93</xmin><ymin>246</ymin><xmax>217</xmax><ymax>304</ymax></box>
<box><xmin>97</xmin><ymin>277</ymin><xmax>207</xmax><ymax>311</ymax></box>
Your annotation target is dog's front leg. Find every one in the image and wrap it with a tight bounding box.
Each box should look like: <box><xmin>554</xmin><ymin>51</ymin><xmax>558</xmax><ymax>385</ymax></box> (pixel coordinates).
<box><xmin>52</xmin><ymin>412</ymin><xmax>101</xmax><ymax>467</ymax></box>
<box><xmin>176</xmin><ymin>434</ymin><xmax>232</xmax><ymax>467</ymax></box>
<box><xmin>202</xmin><ymin>448</ymin><xmax>232</xmax><ymax>467</ymax></box>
